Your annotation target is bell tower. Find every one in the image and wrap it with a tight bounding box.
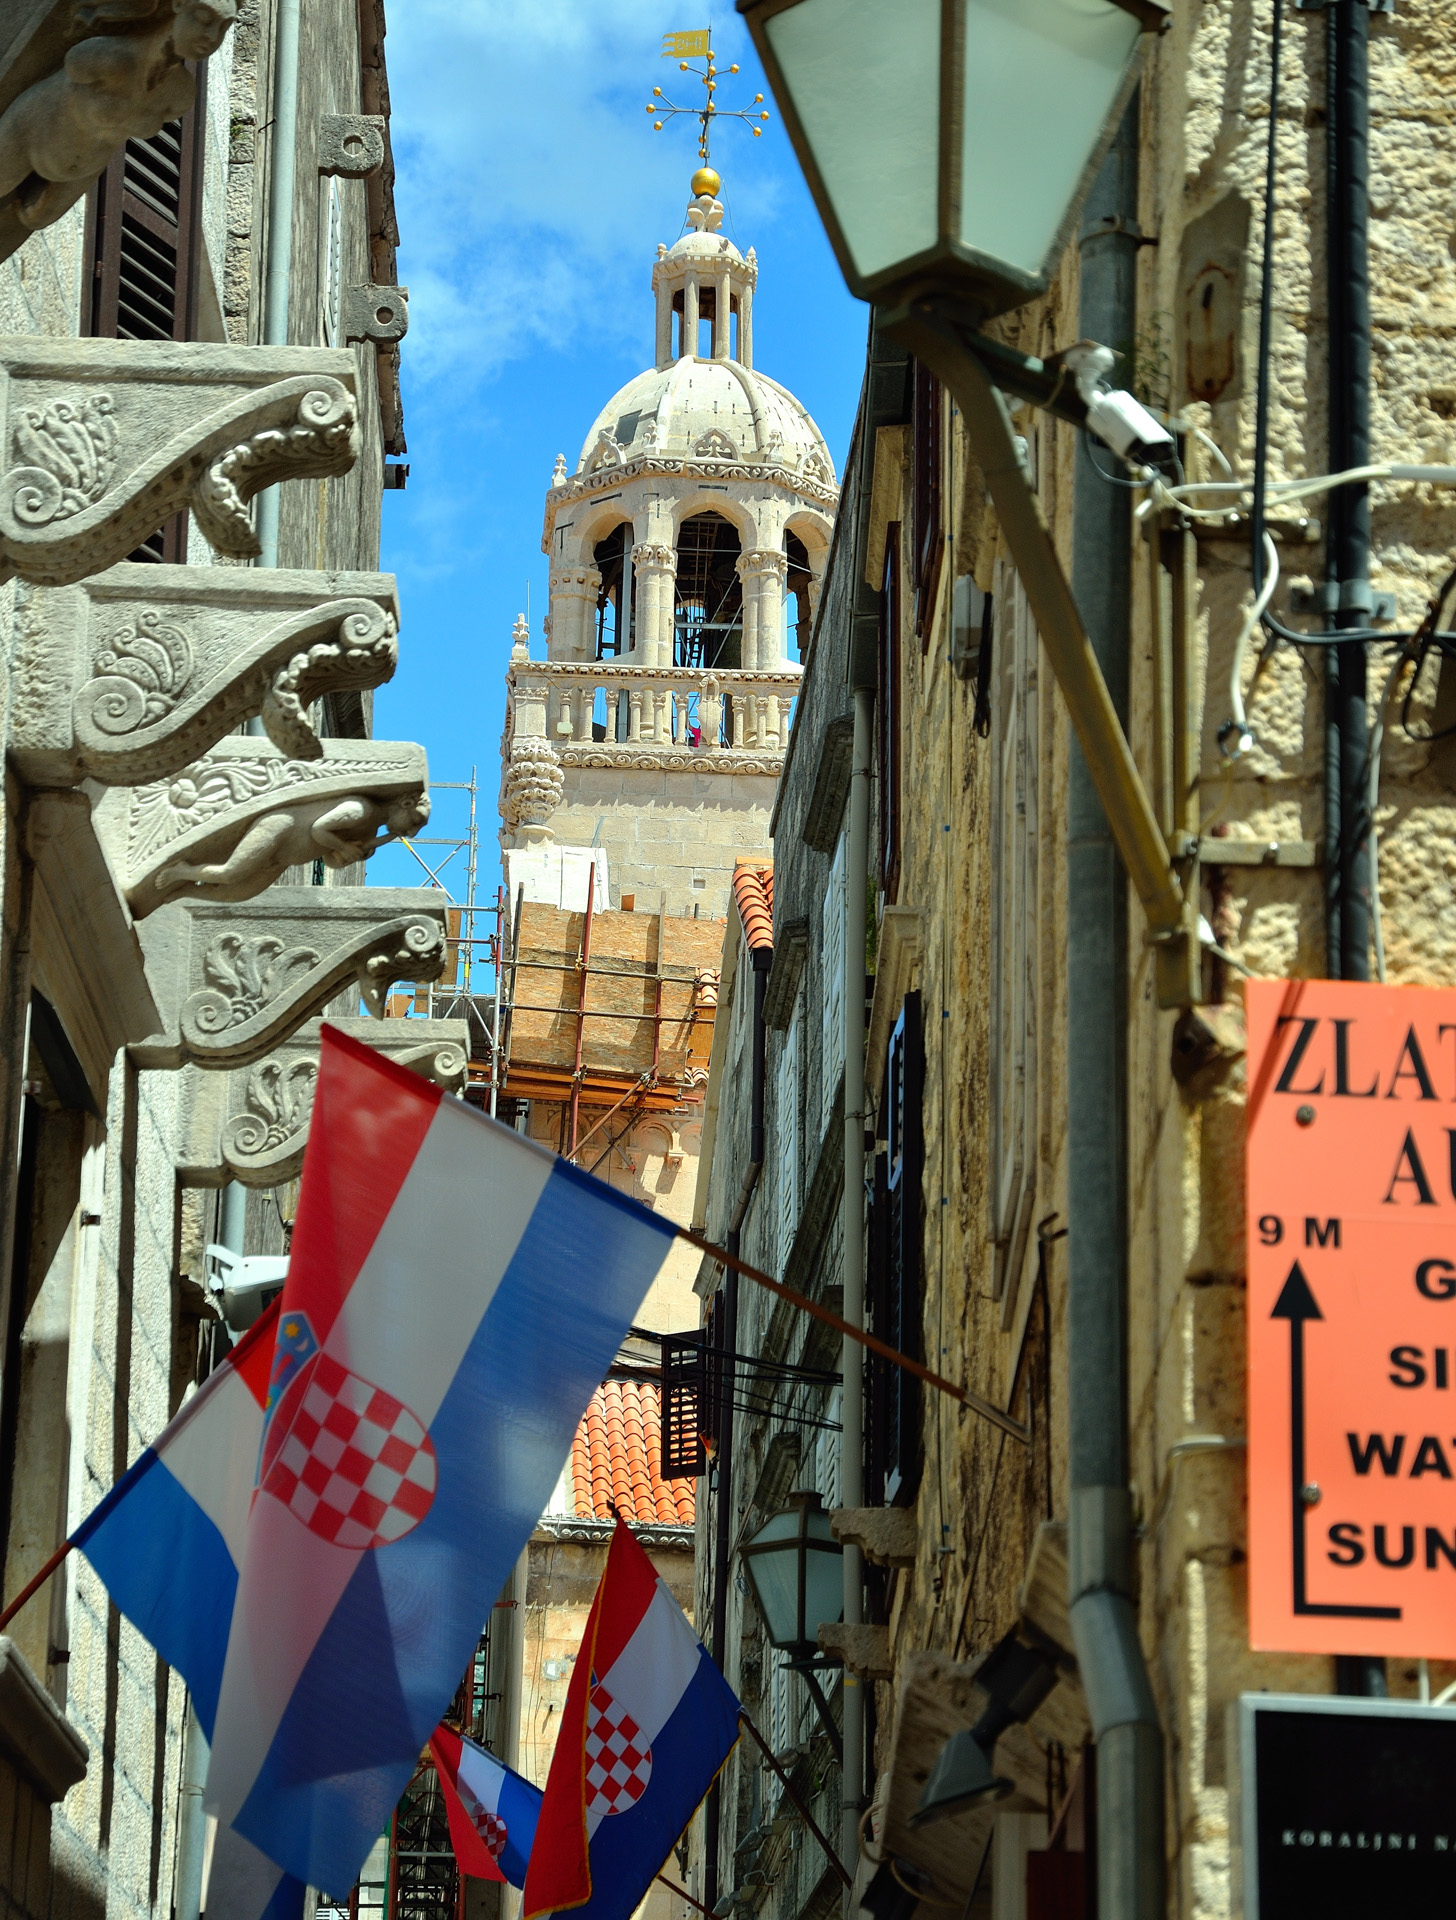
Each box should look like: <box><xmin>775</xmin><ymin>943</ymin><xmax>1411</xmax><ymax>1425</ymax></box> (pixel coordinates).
<box><xmin>499</xmin><ymin>170</ymin><xmax>837</xmax><ymax>921</ymax></box>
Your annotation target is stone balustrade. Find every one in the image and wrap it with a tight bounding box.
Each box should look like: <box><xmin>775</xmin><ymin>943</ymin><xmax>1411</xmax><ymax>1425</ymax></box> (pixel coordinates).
<box><xmin>513</xmin><ymin>659</ymin><xmax>803</xmax><ymax>764</ymax></box>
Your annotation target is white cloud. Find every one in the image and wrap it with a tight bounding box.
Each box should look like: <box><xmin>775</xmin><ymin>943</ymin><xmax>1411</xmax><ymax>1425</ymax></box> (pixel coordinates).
<box><xmin>384</xmin><ymin>1</ymin><xmax>792</xmax><ymax>382</ymax></box>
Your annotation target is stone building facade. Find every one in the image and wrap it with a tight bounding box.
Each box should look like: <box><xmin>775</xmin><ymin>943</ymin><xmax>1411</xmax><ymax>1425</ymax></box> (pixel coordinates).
<box><xmin>0</xmin><ymin>8</ymin><xmax>456</xmax><ymax>1920</ymax></box>
<box><xmin>692</xmin><ymin>9</ymin><xmax>1456</xmax><ymax>1920</ymax></box>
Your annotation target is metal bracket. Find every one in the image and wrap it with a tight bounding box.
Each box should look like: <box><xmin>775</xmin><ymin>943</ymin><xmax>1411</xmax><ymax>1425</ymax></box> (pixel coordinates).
<box><xmin>343</xmin><ymin>284</ymin><xmax>409</xmax><ymax>346</ymax></box>
<box><xmin>1289</xmin><ymin>582</ymin><xmax>1397</xmax><ymax>623</ymax></box>
<box><xmin>1295</xmin><ymin>0</ymin><xmax>1392</xmax><ymax>12</ymax></box>
<box><xmin>1197</xmin><ymin>838</ymin><xmax>1320</xmax><ymax>869</ymax></box>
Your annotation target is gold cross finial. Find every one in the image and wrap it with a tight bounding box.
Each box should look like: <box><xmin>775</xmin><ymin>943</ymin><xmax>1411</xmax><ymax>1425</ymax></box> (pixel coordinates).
<box><xmin>647</xmin><ymin>29</ymin><xmax>770</xmax><ymax>189</ymax></box>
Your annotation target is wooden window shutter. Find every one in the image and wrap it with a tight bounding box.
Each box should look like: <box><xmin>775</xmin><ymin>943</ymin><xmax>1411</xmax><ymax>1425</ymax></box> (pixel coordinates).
<box><xmin>912</xmin><ymin>360</ymin><xmax>945</xmax><ymax>646</ymax></box>
<box><xmin>877</xmin><ymin>528</ymin><xmax>902</xmax><ymax>904</ymax></box>
<box><xmin>660</xmin><ymin>1332</ymin><xmax>709</xmax><ymax>1480</ymax></box>
<box><xmin>868</xmin><ymin>993</ymin><xmax>924</xmax><ymax>1506</ymax></box>
<box><xmin>84</xmin><ymin>94</ymin><xmax>205</xmax><ymax>561</ymax></box>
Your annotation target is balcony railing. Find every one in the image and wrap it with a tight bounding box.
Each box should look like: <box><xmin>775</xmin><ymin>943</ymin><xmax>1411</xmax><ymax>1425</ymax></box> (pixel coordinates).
<box><xmin>515</xmin><ymin>659</ymin><xmax>803</xmax><ymax>757</ymax></box>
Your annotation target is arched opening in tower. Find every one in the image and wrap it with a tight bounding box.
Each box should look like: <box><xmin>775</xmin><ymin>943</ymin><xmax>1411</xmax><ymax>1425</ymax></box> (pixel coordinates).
<box><xmin>786</xmin><ymin>531</ymin><xmax>813</xmax><ymax>660</ymax></box>
<box><xmin>592</xmin><ymin>522</ymin><xmax>634</xmax><ymax>658</ymax></box>
<box><xmin>675</xmin><ymin>513</ymin><xmax>743</xmax><ymax>670</ymax></box>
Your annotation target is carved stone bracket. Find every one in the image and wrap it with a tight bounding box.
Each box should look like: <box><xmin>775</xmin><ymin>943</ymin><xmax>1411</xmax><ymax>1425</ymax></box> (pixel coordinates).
<box><xmin>174</xmin><ymin>1016</ymin><xmax>469</xmax><ymax>1188</ymax></box>
<box><xmin>91</xmin><ymin>736</ymin><xmax>430</xmax><ymax>916</ymax></box>
<box><xmin>10</xmin><ymin>562</ymin><xmax>400</xmax><ymax>786</ymax></box>
<box><xmin>0</xmin><ymin>341</ymin><xmax>361</xmax><ymax>585</ymax></box>
<box><xmin>132</xmin><ymin>887</ymin><xmax>448</xmax><ymax>1072</ymax></box>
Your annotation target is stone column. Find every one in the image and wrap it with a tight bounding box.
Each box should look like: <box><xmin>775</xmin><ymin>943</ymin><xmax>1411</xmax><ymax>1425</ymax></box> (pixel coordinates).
<box><xmin>683</xmin><ymin>275</ymin><xmax>699</xmax><ymax>360</ymax></box>
<box><xmin>548</xmin><ymin>566</ymin><xmax>601</xmax><ymax>662</ymax></box>
<box><xmin>715</xmin><ymin>272</ymin><xmax>731</xmax><ymax>359</ymax></box>
<box><xmin>737</xmin><ymin>550</ymin><xmax>788</xmax><ymax>669</ymax></box>
<box><xmin>502</xmin><ymin>675</ymin><xmax>564</xmax><ymax>844</ymax></box>
<box><xmin>739</xmin><ymin>279</ymin><xmax>754</xmax><ymax>368</ymax></box>
<box><xmin>633</xmin><ymin>543</ymin><xmax>677</xmax><ymax>667</ymax></box>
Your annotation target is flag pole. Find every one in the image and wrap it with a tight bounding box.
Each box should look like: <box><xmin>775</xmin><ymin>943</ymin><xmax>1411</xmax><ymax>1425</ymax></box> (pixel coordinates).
<box><xmin>674</xmin><ymin>1227</ymin><xmax>1030</xmax><ymax>1444</ymax></box>
<box><xmin>0</xmin><ymin>1538</ymin><xmax>73</xmax><ymax>1634</ymax></box>
<box><xmin>736</xmin><ymin>1711</ymin><xmax>853</xmax><ymax>1889</ymax></box>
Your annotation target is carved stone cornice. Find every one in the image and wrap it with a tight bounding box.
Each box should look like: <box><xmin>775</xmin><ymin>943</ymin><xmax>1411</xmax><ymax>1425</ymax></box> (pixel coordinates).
<box><xmin>541</xmin><ymin>452</ymin><xmax>837</xmax><ymax>552</ymax></box>
<box><xmin>556</xmin><ymin>745</ymin><xmax>784</xmax><ymax>775</ymax></box>
<box><xmin>131</xmin><ymin>887</ymin><xmax>448</xmax><ymax>1072</ymax></box>
<box><xmin>508</xmin><ymin>661</ymin><xmax>803</xmax><ymax>690</ymax></box>
<box><xmin>174</xmin><ymin>1017</ymin><xmax>469</xmax><ymax>1188</ymax></box>
<box><xmin>91</xmin><ymin>736</ymin><xmax>430</xmax><ymax>916</ymax></box>
<box><xmin>10</xmin><ymin>563</ymin><xmax>399</xmax><ymax>786</ymax></box>
<box><xmin>0</xmin><ymin>342</ymin><xmax>360</xmax><ymax>585</ymax></box>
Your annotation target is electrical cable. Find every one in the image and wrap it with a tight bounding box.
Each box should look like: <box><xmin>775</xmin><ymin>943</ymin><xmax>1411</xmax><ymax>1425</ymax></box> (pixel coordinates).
<box><xmin>1366</xmin><ymin>648</ymin><xmax>1407</xmax><ymax>985</ymax></box>
<box><xmin>1221</xmin><ymin>531</ymin><xmax>1281</xmax><ymax>758</ymax></box>
<box><xmin>1251</xmin><ymin>0</ymin><xmax>1284</xmax><ymax>625</ymax></box>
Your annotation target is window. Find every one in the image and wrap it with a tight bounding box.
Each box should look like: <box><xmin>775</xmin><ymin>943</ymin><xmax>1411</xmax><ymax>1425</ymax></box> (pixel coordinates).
<box><xmin>820</xmin><ymin>837</ymin><xmax>845</xmax><ymax>1138</ymax></box>
<box><xmin>988</xmin><ymin>561</ymin><xmax>1041</xmax><ymax>1325</ymax></box>
<box><xmin>868</xmin><ymin>995</ymin><xmax>924</xmax><ymax>1506</ymax></box>
<box><xmin>877</xmin><ymin>529</ymin><xmax>902</xmax><ymax>903</ymax></box>
<box><xmin>85</xmin><ymin>108</ymin><xmax>203</xmax><ymax>562</ymax></box>
<box><xmin>776</xmin><ymin>999</ymin><xmax>801</xmax><ymax>1274</ymax></box>
<box><xmin>912</xmin><ymin>360</ymin><xmax>944</xmax><ymax>644</ymax></box>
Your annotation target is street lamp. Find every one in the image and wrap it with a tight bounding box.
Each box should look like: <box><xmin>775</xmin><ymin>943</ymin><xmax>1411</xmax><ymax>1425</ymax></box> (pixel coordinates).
<box><xmin>741</xmin><ymin>1489</ymin><xmax>843</xmax><ymax>1661</ymax></box>
<box><xmin>738</xmin><ymin>0</ymin><xmax>1198</xmax><ymax>1007</ymax></box>
<box><xmin>737</xmin><ymin>0</ymin><xmax>1167</xmax><ymax>320</ymax></box>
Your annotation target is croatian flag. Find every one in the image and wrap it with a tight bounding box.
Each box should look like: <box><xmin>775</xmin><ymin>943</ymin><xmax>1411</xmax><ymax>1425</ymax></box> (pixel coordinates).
<box><xmin>204</xmin><ymin>1026</ymin><xmax>679</xmax><ymax>1896</ymax></box>
<box><xmin>71</xmin><ymin>1299</ymin><xmax>279</xmax><ymax>1738</ymax></box>
<box><xmin>523</xmin><ymin>1520</ymin><xmax>740</xmax><ymax>1920</ymax></box>
<box><xmin>430</xmin><ymin>1727</ymin><xmax>540</xmax><ymax>1889</ymax></box>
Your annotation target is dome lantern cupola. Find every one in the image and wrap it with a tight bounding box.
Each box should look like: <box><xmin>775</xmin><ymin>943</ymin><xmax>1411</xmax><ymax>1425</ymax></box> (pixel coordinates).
<box><xmin>652</xmin><ymin>175</ymin><xmax>756</xmax><ymax>370</ymax></box>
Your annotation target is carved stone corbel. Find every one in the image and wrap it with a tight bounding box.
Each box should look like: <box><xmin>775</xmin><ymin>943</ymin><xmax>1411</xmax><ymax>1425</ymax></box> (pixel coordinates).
<box><xmin>174</xmin><ymin>1017</ymin><xmax>469</xmax><ymax>1188</ymax></box>
<box><xmin>91</xmin><ymin>736</ymin><xmax>430</xmax><ymax>916</ymax></box>
<box><xmin>0</xmin><ymin>340</ymin><xmax>361</xmax><ymax>585</ymax></box>
<box><xmin>0</xmin><ymin>0</ymin><xmax>238</xmax><ymax>262</ymax></box>
<box><xmin>10</xmin><ymin>563</ymin><xmax>401</xmax><ymax>786</ymax></box>
<box><xmin>318</xmin><ymin>114</ymin><xmax>384</xmax><ymax>178</ymax></box>
<box><xmin>131</xmin><ymin>887</ymin><xmax>449</xmax><ymax>1072</ymax></box>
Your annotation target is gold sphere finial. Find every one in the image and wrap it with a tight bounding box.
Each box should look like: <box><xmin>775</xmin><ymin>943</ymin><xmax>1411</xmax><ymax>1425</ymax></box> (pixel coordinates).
<box><xmin>691</xmin><ymin>165</ymin><xmax>721</xmax><ymax>198</ymax></box>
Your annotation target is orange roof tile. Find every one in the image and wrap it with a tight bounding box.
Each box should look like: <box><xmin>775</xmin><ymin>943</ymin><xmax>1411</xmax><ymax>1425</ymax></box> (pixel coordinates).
<box><xmin>569</xmin><ymin>1381</ymin><xmax>696</xmax><ymax>1527</ymax></box>
<box><xmin>732</xmin><ymin>862</ymin><xmax>774</xmax><ymax>953</ymax></box>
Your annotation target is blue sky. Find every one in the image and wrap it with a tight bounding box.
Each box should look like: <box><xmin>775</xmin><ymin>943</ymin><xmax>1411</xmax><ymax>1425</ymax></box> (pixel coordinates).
<box><xmin>365</xmin><ymin>1</ymin><xmax>867</xmax><ymax>923</ymax></box>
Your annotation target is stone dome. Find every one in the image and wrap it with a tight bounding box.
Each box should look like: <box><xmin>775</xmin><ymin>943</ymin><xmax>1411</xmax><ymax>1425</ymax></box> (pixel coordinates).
<box><xmin>576</xmin><ymin>354</ymin><xmax>834</xmax><ymax>488</ymax></box>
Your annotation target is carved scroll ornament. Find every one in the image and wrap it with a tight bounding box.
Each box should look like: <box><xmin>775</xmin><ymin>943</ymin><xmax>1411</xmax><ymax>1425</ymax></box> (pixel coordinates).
<box><xmin>10</xmin><ymin>562</ymin><xmax>401</xmax><ymax>787</ymax></box>
<box><xmin>173</xmin><ymin>1016</ymin><xmax>470</xmax><ymax>1188</ymax></box>
<box><xmin>133</xmin><ymin>886</ymin><xmax>450</xmax><ymax>1072</ymax></box>
<box><xmin>0</xmin><ymin>342</ymin><xmax>360</xmax><ymax>586</ymax></box>
<box><xmin>93</xmin><ymin>737</ymin><xmax>431</xmax><ymax>916</ymax></box>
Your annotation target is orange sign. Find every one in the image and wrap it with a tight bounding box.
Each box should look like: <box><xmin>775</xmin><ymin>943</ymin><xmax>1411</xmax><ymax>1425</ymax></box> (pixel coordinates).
<box><xmin>1248</xmin><ymin>978</ymin><xmax>1456</xmax><ymax>1655</ymax></box>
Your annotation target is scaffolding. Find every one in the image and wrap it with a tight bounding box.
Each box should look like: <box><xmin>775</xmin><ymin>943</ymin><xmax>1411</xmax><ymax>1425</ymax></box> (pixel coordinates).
<box><xmin>385</xmin><ymin>769</ymin><xmax>725</xmax><ymax>1143</ymax></box>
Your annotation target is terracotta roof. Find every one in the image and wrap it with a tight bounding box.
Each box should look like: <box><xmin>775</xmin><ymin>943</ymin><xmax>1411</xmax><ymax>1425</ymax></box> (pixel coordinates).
<box><xmin>570</xmin><ymin>1381</ymin><xmax>696</xmax><ymax>1527</ymax></box>
<box><xmin>731</xmin><ymin>862</ymin><xmax>774</xmax><ymax>953</ymax></box>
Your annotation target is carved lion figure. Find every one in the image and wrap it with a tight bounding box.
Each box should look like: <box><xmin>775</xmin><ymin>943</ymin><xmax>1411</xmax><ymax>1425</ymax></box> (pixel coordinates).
<box><xmin>152</xmin><ymin>790</ymin><xmax>428</xmax><ymax>903</ymax></box>
<box><xmin>0</xmin><ymin>0</ymin><xmax>237</xmax><ymax>235</ymax></box>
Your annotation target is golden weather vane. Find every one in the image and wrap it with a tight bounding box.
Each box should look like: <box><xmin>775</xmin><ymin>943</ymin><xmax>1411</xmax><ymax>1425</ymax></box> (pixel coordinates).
<box><xmin>648</xmin><ymin>27</ymin><xmax>770</xmax><ymax>187</ymax></box>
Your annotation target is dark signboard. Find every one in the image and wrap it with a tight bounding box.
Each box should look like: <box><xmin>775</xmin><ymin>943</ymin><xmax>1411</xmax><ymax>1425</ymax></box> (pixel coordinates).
<box><xmin>1241</xmin><ymin>1694</ymin><xmax>1456</xmax><ymax>1916</ymax></box>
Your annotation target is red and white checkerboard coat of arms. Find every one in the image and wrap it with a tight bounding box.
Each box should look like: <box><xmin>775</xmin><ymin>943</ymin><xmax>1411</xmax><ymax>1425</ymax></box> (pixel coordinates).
<box><xmin>584</xmin><ymin>1680</ymin><xmax>652</xmax><ymax>1816</ymax></box>
<box><xmin>457</xmin><ymin>1779</ymin><xmax>506</xmax><ymax>1863</ymax></box>
<box><xmin>259</xmin><ymin>1351</ymin><xmax>437</xmax><ymax>1550</ymax></box>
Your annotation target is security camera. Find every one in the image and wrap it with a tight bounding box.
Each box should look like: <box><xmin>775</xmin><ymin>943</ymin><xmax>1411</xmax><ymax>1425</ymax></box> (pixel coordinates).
<box><xmin>203</xmin><ymin>1243</ymin><xmax>288</xmax><ymax>1333</ymax></box>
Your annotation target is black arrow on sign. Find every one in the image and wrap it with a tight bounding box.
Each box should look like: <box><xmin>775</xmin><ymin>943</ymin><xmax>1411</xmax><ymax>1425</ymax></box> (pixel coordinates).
<box><xmin>1271</xmin><ymin>1261</ymin><xmax>1400</xmax><ymax>1619</ymax></box>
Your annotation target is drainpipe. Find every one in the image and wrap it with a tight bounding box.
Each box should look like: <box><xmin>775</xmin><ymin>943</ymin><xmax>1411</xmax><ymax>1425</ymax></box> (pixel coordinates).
<box><xmin>704</xmin><ymin>946</ymin><xmax>769</xmax><ymax>1912</ymax></box>
<box><xmin>838</xmin><ymin>690</ymin><xmax>870</xmax><ymax>1903</ymax></box>
<box><xmin>254</xmin><ymin>0</ymin><xmax>302</xmax><ymax>570</ymax></box>
<box><xmin>1326</xmin><ymin>0</ymin><xmax>1385</xmax><ymax>1703</ymax></box>
<box><xmin>1065</xmin><ymin>97</ymin><xmax>1164</xmax><ymax>1920</ymax></box>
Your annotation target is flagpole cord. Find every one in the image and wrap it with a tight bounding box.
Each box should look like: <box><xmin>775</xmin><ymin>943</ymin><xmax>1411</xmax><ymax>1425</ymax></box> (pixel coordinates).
<box><xmin>736</xmin><ymin>1710</ymin><xmax>853</xmax><ymax>1890</ymax></box>
<box><xmin>0</xmin><ymin>1538</ymin><xmax>73</xmax><ymax>1634</ymax></box>
<box><xmin>674</xmin><ymin>1227</ymin><xmax>1029</xmax><ymax>1445</ymax></box>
